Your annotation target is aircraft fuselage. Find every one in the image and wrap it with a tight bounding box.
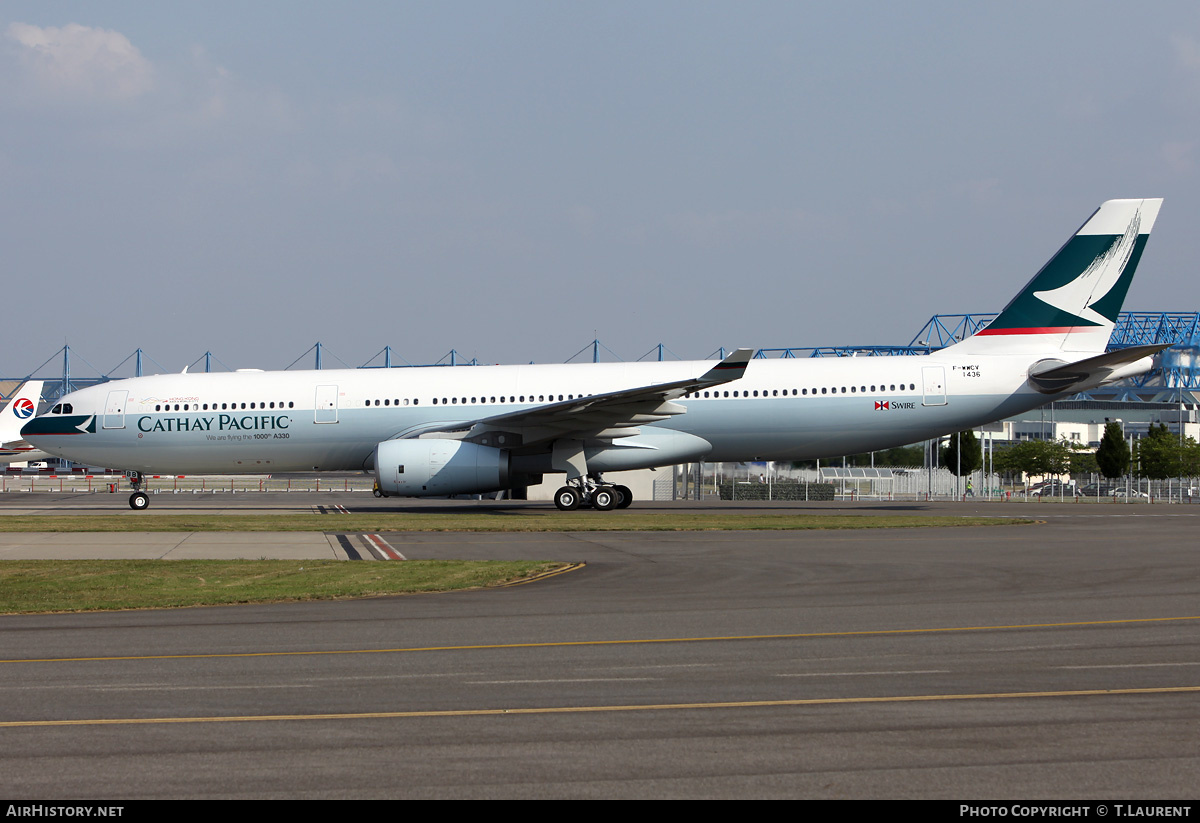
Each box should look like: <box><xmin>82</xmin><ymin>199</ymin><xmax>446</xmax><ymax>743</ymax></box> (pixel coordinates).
<box><xmin>23</xmin><ymin>351</ymin><xmax>1049</xmax><ymax>475</ymax></box>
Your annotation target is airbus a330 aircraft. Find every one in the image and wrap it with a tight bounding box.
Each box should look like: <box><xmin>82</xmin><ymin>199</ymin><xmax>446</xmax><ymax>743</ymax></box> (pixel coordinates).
<box><xmin>24</xmin><ymin>199</ymin><xmax>1167</xmax><ymax>511</ymax></box>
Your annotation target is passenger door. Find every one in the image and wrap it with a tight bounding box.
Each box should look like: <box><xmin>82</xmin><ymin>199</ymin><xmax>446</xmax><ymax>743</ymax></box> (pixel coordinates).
<box><xmin>921</xmin><ymin>366</ymin><xmax>947</xmax><ymax>406</ymax></box>
<box><xmin>103</xmin><ymin>390</ymin><xmax>128</xmax><ymax>429</ymax></box>
<box><xmin>314</xmin><ymin>385</ymin><xmax>339</xmax><ymax>423</ymax></box>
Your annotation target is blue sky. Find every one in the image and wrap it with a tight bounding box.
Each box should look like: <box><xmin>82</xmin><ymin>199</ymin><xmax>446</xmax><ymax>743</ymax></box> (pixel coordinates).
<box><xmin>3</xmin><ymin>2</ymin><xmax>1199</xmax><ymax>376</ymax></box>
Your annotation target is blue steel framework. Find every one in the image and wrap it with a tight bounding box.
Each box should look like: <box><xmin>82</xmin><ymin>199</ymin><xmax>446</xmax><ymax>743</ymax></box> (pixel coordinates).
<box><xmin>754</xmin><ymin>311</ymin><xmax>1200</xmax><ymax>393</ymax></box>
<box><xmin>6</xmin><ymin>312</ymin><xmax>1200</xmax><ymax>403</ymax></box>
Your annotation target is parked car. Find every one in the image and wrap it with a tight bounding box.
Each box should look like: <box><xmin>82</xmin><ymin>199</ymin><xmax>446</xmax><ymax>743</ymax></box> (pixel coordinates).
<box><xmin>1110</xmin><ymin>488</ymin><xmax>1150</xmax><ymax>498</ymax></box>
<box><xmin>1029</xmin><ymin>482</ymin><xmax>1077</xmax><ymax>497</ymax></box>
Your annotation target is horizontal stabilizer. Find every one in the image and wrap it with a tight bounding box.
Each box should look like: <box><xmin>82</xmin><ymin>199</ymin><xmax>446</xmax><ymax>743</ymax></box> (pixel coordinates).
<box><xmin>1027</xmin><ymin>344</ymin><xmax>1168</xmax><ymax>394</ymax></box>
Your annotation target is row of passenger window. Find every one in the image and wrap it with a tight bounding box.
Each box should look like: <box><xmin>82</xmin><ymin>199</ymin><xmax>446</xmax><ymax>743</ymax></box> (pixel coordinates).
<box><xmin>361</xmin><ymin>383</ymin><xmax>918</xmax><ymax>408</ymax></box>
<box><xmin>64</xmin><ymin>378</ymin><xmax>924</xmax><ymax>418</ymax></box>
<box><xmin>154</xmin><ymin>402</ymin><xmax>296</xmax><ymax>412</ymax></box>
<box><xmin>688</xmin><ymin>382</ymin><xmax>917</xmax><ymax>398</ymax></box>
<box><xmin>364</xmin><ymin>393</ymin><xmax>585</xmax><ymax>407</ymax></box>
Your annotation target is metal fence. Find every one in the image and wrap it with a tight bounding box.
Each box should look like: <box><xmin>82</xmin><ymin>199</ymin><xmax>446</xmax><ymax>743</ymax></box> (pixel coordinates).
<box><xmin>2</xmin><ymin>466</ymin><xmax>1195</xmax><ymax>503</ymax></box>
<box><xmin>0</xmin><ymin>473</ymin><xmax>375</xmax><ymax>495</ymax></box>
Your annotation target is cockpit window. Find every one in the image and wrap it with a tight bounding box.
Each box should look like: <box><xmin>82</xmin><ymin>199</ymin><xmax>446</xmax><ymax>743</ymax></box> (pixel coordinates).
<box><xmin>50</xmin><ymin>403</ymin><xmax>73</xmax><ymax>414</ymax></box>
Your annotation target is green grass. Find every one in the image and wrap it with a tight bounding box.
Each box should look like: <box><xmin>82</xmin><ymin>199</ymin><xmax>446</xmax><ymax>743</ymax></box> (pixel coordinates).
<box><xmin>0</xmin><ymin>512</ymin><xmax>1027</xmax><ymax>532</ymax></box>
<box><xmin>0</xmin><ymin>513</ymin><xmax>1029</xmax><ymax>613</ymax></box>
<box><xmin>0</xmin><ymin>559</ymin><xmax>568</xmax><ymax>614</ymax></box>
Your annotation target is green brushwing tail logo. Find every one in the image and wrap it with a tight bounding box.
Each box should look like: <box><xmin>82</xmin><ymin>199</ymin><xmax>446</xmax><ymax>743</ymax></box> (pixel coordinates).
<box><xmin>980</xmin><ymin>206</ymin><xmax>1149</xmax><ymax>335</ymax></box>
<box><xmin>1031</xmin><ymin>208</ymin><xmax>1141</xmax><ymax>327</ymax></box>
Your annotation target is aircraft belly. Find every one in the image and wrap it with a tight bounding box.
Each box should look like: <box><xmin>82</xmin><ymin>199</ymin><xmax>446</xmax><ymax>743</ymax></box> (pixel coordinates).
<box><xmin>40</xmin><ymin>438</ymin><xmax>368</xmax><ymax>475</ymax></box>
<box><xmin>667</xmin><ymin>394</ymin><xmax>1020</xmax><ymax>462</ymax></box>
<box><xmin>35</xmin><ymin>410</ymin><xmax>394</xmax><ymax>474</ymax></box>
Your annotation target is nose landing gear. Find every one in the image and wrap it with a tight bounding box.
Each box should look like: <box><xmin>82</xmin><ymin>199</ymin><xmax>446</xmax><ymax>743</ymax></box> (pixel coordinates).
<box><xmin>126</xmin><ymin>472</ymin><xmax>148</xmax><ymax>510</ymax></box>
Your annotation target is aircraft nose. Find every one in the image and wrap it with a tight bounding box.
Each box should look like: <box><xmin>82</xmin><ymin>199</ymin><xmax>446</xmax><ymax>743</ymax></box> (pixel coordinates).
<box><xmin>21</xmin><ymin>411</ymin><xmax>96</xmax><ymax>439</ymax></box>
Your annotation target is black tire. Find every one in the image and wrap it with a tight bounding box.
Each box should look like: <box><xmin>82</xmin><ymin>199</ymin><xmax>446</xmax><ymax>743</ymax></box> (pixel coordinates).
<box><xmin>614</xmin><ymin>485</ymin><xmax>633</xmax><ymax>509</ymax></box>
<box><xmin>592</xmin><ymin>487</ymin><xmax>618</xmax><ymax>511</ymax></box>
<box><xmin>129</xmin><ymin>491</ymin><xmax>149</xmax><ymax>511</ymax></box>
<box><xmin>554</xmin><ymin>486</ymin><xmax>581</xmax><ymax>511</ymax></box>
<box><xmin>373</xmin><ymin>488</ymin><xmax>383</xmax><ymax>498</ymax></box>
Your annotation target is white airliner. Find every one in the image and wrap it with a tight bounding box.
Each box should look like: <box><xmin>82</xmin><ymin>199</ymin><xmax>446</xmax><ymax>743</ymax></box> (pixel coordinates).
<box><xmin>0</xmin><ymin>380</ymin><xmax>50</xmax><ymax>464</ymax></box>
<box><xmin>25</xmin><ymin>199</ymin><xmax>1167</xmax><ymax>511</ymax></box>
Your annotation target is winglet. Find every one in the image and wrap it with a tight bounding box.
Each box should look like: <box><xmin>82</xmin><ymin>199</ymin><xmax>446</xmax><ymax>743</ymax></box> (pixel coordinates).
<box><xmin>698</xmin><ymin>348</ymin><xmax>753</xmax><ymax>386</ymax></box>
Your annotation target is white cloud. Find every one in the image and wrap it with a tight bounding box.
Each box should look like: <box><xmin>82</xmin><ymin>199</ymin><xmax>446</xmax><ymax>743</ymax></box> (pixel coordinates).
<box><xmin>1162</xmin><ymin>141</ymin><xmax>1194</xmax><ymax>174</ymax></box>
<box><xmin>1172</xmin><ymin>33</ymin><xmax>1200</xmax><ymax>71</ymax></box>
<box><xmin>663</xmin><ymin>208</ymin><xmax>811</xmax><ymax>245</ymax></box>
<box><xmin>6</xmin><ymin>22</ymin><xmax>154</xmax><ymax>102</ymax></box>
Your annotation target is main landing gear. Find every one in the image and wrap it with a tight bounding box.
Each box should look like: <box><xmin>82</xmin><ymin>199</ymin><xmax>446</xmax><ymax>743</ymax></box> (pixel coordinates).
<box><xmin>553</xmin><ymin>476</ymin><xmax>633</xmax><ymax>512</ymax></box>
<box><xmin>127</xmin><ymin>471</ymin><xmax>149</xmax><ymax>511</ymax></box>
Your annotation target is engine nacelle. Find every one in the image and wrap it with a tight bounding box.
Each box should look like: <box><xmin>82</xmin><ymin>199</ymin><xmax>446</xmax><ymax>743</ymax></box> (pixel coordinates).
<box><xmin>509</xmin><ymin>429</ymin><xmax>713</xmax><ymax>476</ymax></box>
<box><xmin>374</xmin><ymin>439</ymin><xmax>510</xmax><ymax>497</ymax></box>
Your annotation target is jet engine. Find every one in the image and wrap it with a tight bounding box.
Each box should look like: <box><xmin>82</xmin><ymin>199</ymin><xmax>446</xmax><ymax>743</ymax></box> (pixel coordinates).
<box><xmin>374</xmin><ymin>439</ymin><xmax>509</xmax><ymax>497</ymax></box>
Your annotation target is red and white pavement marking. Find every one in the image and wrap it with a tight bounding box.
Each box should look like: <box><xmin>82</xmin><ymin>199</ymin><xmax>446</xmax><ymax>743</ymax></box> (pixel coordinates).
<box><xmin>362</xmin><ymin>533</ymin><xmax>405</xmax><ymax>560</ymax></box>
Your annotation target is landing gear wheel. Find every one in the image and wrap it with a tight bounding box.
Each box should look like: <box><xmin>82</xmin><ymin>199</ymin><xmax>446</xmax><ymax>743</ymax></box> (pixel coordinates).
<box><xmin>129</xmin><ymin>491</ymin><xmax>149</xmax><ymax>511</ymax></box>
<box><xmin>592</xmin><ymin>486</ymin><xmax>618</xmax><ymax>511</ymax></box>
<box><xmin>614</xmin><ymin>485</ymin><xmax>633</xmax><ymax>509</ymax></box>
<box><xmin>554</xmin><ymin>486</ymin><xmax>581</xmax><ymax>511</ymax></box>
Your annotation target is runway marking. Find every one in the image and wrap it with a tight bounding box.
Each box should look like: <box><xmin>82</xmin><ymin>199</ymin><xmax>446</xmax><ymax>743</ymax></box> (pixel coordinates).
<box><xmin>1033</xmin><ymin>512</ymin><xmax>1200</xmax><ymax>518</ymax></box>
<box><xmin>1</xmin><ymin>682</ymin><xmax>320</xmax><ymax>691</ymax></box>
<box><xmin>777</xmin><ymin>669</ymin><xmax>950</xmax><ymax>677</ymax></box>
<box><xmin>1057</xmin><ymin>662</ymin><xmax>1200</xmax><ymax>670</ymax></box>
<box><xmin>331</xmin><ymin>532</ymin><xmax>405</xmax><ymax>560</ymax></box>
<box><xmin>333</xmin><ymin>534</ymin><xmax>362</xmax><ymax>560</ymax></box>
<box><xmin>467</xmin><ymin>677</ymin><xmax>657</xmax><ymax>685</ymax></box>
<box><xmin>2</xmin><ymin>614</ymin><xmax>1197</xmax><ymax>664</ymax></box>
<box><xmin>94</xmin><ymin>684</ymin><xmax>316</xmax><ymax>692</ymax></box>
<box><xmin>3</xmin><ymin>685</ymin><xmax>1199</xmax><ymax>728</ymax></box>
<box><xmin>363</xmin><ymin>533</ymin><xmax>404</xmax><ymax>560</ymax></box>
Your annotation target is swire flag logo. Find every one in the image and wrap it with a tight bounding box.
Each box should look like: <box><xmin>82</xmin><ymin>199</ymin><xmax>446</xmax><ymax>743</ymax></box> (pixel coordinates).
<box><xmin>12</xmin><ymin>398</ymin><xmax>35</xmax><ymax>419</ymax></box>
<box><xmin>874</xmin><ymin>401</ymin><xmax>890</xmax><ymax>411</ymax></box>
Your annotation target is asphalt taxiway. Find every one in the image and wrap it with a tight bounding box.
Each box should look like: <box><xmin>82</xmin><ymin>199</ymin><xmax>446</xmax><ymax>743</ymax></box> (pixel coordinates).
<box><xmin>0</xmin><ymin>494</ymin><xmax>1198</xmax><ymax>798</ymax></box>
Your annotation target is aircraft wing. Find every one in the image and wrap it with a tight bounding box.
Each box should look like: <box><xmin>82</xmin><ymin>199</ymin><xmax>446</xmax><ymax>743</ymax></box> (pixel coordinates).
<box><xmin>406</xmin><ymin>348</ymin><xmax>754</xmax><ymax>450</ymax></box>
<box><xmin>0</xmin><ymin>439</ymin><xmax>51</xmax><ymax>463</ymax></box>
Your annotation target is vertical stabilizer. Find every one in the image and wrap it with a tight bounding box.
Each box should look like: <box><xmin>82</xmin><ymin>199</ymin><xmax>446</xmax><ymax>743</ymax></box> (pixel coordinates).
<box><xmin>0</xmin><ymin>381</ymin><xmax>43</xmax><ymax>443</ymax></box>
<box><xmin>955</xmin><ymin>198</ymin><xmax>1161</xmax><ymax>355</ymax></box>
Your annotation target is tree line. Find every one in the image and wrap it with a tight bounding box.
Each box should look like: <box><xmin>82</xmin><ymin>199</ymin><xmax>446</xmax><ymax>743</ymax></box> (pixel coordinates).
<box><xmin>792</xmin><ymin>423</ymin><xmax>1200</xmax><ymax>481</ymax></box>
<box><xmin>943</xmin><ymin>423</ymin><xmax>1200</xmax><ymax>481</ymax></box>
